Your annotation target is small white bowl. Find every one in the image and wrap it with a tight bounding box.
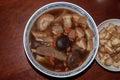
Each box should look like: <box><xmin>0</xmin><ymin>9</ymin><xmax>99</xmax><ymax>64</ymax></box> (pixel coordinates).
<box><xmin>23</xmin><ymin>2</ymin><xmax>99</xmax><ymax>78</ymax></box>
<box><xmin>96</xmin><ymin>19</ymin><xmax>120</xmax><ymax>72</ymax></box>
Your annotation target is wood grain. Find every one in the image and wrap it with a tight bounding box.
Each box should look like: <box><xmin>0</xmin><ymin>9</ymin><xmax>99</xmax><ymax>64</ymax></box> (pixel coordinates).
<box><xmin>0</xmin><ymin>0</ymin><xmax>120</xmax><ymax>80</ymax></box>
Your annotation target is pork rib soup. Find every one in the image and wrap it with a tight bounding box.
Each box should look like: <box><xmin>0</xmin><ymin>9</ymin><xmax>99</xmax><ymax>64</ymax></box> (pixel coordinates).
<box><xmin>29</xmin><ymin>8</ymin><xmax>94</xmax><ymax>72</ymax></box>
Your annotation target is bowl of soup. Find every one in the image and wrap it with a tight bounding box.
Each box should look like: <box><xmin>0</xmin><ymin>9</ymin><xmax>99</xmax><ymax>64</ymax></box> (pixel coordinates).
<box><xmin>23</xmin><ymin>2</ymin><xmax>99</xmax><ymax>78</ymax></box>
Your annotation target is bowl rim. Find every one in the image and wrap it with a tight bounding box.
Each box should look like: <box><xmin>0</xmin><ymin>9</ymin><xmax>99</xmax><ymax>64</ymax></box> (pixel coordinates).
<box><xmin>23</xmin><ymin>2</ymin><xmax>99</xmax><ymax>78</ymax></box>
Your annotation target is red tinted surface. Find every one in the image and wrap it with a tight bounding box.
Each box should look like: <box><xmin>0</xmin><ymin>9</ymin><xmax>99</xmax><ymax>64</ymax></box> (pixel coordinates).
<box><xmin>0</xmin><ymin>0</ymin><xmax>120</xmax><ymax>80</ymax></box>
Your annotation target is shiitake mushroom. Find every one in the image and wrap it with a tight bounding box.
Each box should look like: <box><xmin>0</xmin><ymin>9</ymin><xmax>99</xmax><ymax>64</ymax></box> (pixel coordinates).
<box><xmin>67</xmin><ymin>51</ymin><xmax>81</xmax><ymax>68</ymax></box>
<box><xmin>56</xmin><ymin>34</ymin><xmax>71</xmax><ymax>52</ymax></box>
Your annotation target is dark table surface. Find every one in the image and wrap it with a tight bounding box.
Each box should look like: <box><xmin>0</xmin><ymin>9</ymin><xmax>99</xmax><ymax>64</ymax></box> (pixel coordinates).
<box><xmin>0</xmin><ymin>0</ymin><xmax>120</xmax><ymax>80</ymax></box>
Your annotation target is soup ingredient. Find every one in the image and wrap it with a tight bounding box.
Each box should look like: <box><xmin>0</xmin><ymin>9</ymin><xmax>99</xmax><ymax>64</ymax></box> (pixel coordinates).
<box><xmin>30</xmin><ymin>33</ymin><xmax>42</xmax><ymax>48</ymax></box>
<box><xmin>31</xmin><ymin>40</ymin><xmax>41</xmax><ymax>49</ymax></box>
<box><xmin>87</xmin><ymin>39</ymin><xmax>93</xmax><ymax>51</ymax></box>
<box><xmin>68</xmin><ymin>30</ymin><xmax>76</xmax><ymax>40</ymax></box>
<box><xmin>43</xmin><ymin>36</ymin><xmax>53</xmax><ymax>43</ymax></box>
<box><xmin>79</xmin><ymin>16</ymin><xmax>88</xmax><ymax>28</ymax></box>
<box><xmin>54</xmin><ymin>10</ymin><xmax>67</xmax><ymax>22</ymax></box>
<box><xmin>76</xmin><ymin>27</ymin><xmax>85</xmax><ymax>38</ymax></box>
<box><xmin>31</xmin><ymin>30</ymin><xmax>53</xmax><ymax>43</ymax></box>
<box><xmin>36</xmin><ymin>54</ymin><xmax>46</xmax><ymax>62</ymax></box>
<box><xmin>56</xmin><ymin>34</ymin><xmax>71</xmax><ymax>52</ymax></box>
<box><xmin>52</xmin><ymin>23</ymin><xmax>63</xmax><ymax>34</ymax></box>
<box><xmin>71</xmin><ymin>47</ymin><xmax>81</xmax><ymax>52</ymax></box>
<box><xmin>31</xmin><ymin>46</ymin><xmax>67</xmax><ymax>61</ymax></box>
<box><xmin>97</xmin><ymin>23</ymin><xmax>120</xmax><ymax>68</ymax></box>
<box><xmin>76</xmin><ymin>38</ymin><xmax>87</xmax><ymax>50</ymax></box>
<box><xmin>62</xmin><ymin>14</ymin><xmax>72</xmax><ymax>28</ymax></box>
<box><xmin>85</xmin><ymin>28</ymin><xmax>94</xmax><ymax>39</ymax></box>
<box><xmin>37</xmin><ymin>14</ymin><xmax>54</xmax><ymax>31</ymax></box>
<box><xmin>31</xmin><ymin>30</ymin><xmax>47</xmax><ymax>39</ymax></box>
<box><xmin>67</xmin><ymin>51</ymin><xmax>81</xmax><ymax>68</ymax></box>
<box><xmin>72</xmin><ymin>14</ymin><xmax>80</xmax><ymax>27</ymax></box>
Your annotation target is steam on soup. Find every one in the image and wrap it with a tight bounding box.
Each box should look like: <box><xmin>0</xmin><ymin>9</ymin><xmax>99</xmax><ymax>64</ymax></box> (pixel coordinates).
<box><xmin>29</xmin><ymin>8</ymin><xmax>94</xmax><ymax>72</ymax></box>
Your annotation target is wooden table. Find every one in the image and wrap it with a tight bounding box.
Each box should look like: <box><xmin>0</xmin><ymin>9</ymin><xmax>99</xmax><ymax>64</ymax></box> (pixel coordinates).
<box><xmin>0</xmin><ymin>0</ymin><xmax>120</xmax><ymax>80</ymax></box>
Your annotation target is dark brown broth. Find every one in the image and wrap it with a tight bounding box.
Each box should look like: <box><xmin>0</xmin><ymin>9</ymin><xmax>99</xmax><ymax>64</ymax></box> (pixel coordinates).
<box><xmin>29</xmin><ymin>8</ymin><xmax>91</xmax><ymax>72</ymax></box>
